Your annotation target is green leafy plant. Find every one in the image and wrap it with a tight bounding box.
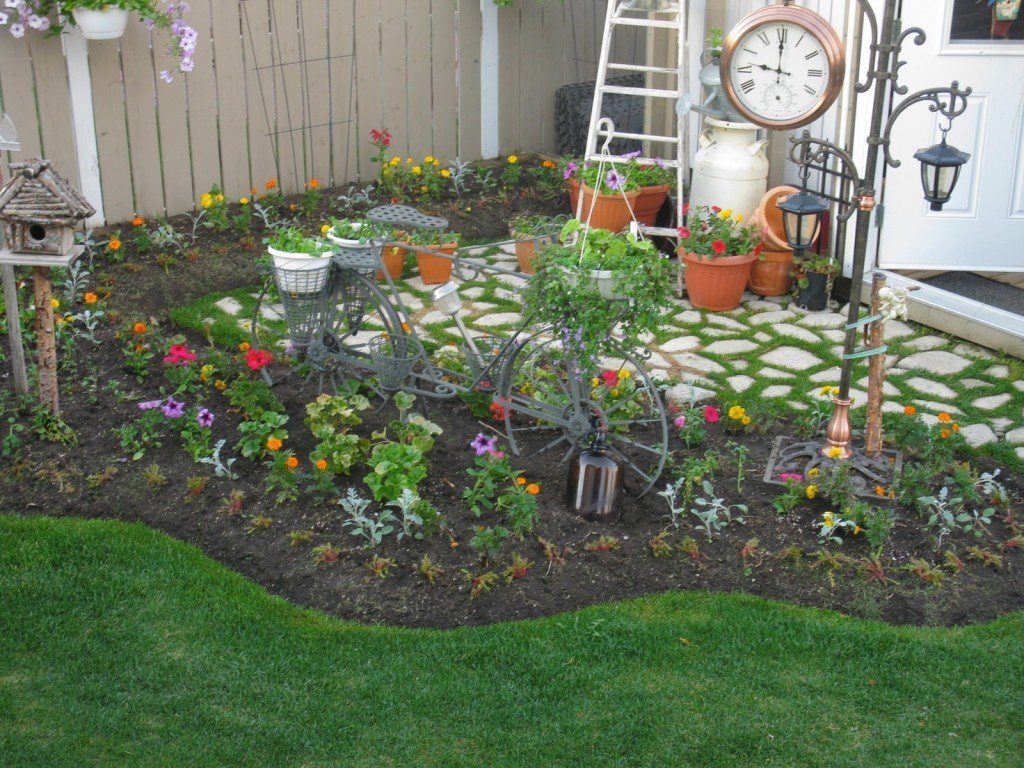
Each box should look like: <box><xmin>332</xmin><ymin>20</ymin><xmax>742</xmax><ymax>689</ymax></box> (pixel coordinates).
<box><xmin>340</xmin><ymin>488</ymin><xmax>395</xmax><ymax>549</ymax></box>
<box><xmin>690</xmin><ymin>481</ymin><xmax>746</xmax><ymax>542</ymax></box>
<box><xmin>306</xmin><ymin>393</ymin><xmax>370</xmax><ymax>476</ymax></box>
<box><xmin>678</xmin><ymin>204</ymin><xmax>762</xmax><ymax>260</ymax></box>
<box><xmin>235</xmin><ymin>411</ymin><xmax>289</xmax><ymax>461</ymax></box>
<box><xmin>265</xmin><ymin>226</ymin><xmax>331</xmax><ymax>256</ymax></box>
<box><xmin>470</xmin><ymin>525</ymin><xmax>509</xmax><ymax>566</ymax></box>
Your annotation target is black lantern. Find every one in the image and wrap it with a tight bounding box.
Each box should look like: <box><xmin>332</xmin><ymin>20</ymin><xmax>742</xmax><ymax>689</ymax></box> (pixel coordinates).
<box><xmin>777</xmin><ymin>188</ymin><xmax>828</xmax><ymax>251</ymax></box>
<box><xmin>913</xmin><ymin>133</ymin><xmax>970</xmax><ymax>212</ymax></box>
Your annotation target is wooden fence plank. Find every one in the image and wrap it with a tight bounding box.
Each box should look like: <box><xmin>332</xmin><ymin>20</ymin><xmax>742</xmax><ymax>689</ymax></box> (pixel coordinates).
<box><xmin>120</xmin><ymin>27</ymin><xmax>166</xmax><ymax>217</ymax></box>
<box><xmin>379</xmin><ymin>0</ymin><xmax>408</xmax><ymax>160</ymax></box>
<box><xmin>88</xmin><ymin>40</ymin><xmax>135</xmax><ymax>222</ymax></box>
<box><xmin>354</xmin><ymin>0</ymin><xmax>383</xmax><ymax>181</ymax></box>
<box><xmin>403</xmin><ymin>2</ymin><xmax>433</xmax><ymax>159</ymax></box>
<box><xmin>182</xmin><ymin>0</ymin><xmax>223</xmax><ymax>202</ymax></box>
<box><xmin>457</xmin><ymin>0</ymin><xmax>482</xmax><ymax>160</ymax></box>
<box><xmin>497</xmin><ymin>4</ymin><xmax>521</xmax><ymax>152</ymax></box>
<box><xmin>152</xmin><ymin>48</ymin><xmax>195</xmax><ymax>215</ymax></box>
<box><xmin>430</xmin><ymin>0</ymin><xmax>459</xmax><ymax>163</ymax></box>
<box><xmin>299</xmin><ymin>0</ymin><xmax>331</xmax><ymax>188</ymax></box>
<box><xmin>268</xmin><ymin>0</ymin><xmax>304</xmax><ymax>194</ymax></box>
<box><xmin>327</xmin><ymin>0</ymin><xmax>357</xmax><ymax>185</ymax></box>
<box><xmin>211</xmin><ymin>0</ymin><xmax>252</xmax><ymax>198</ymax></box>
<box><xmin>27</xmin><ymin>36</ymin><xmax>79</xmax><ymax>189</ymax></box>
<box><xmin>242</xmin><ymin>0</ymin><xmax>281</xmax><ymax>192</ymax></box>
<box><xmin>0</xmin><ymin>37</ymin><xmax>44</xmax><ymax>165</ymax></box>
<box><xmin>517</xmin><ymin>3</ymin><xmax>545</xmax><ymax>152</ymax></box>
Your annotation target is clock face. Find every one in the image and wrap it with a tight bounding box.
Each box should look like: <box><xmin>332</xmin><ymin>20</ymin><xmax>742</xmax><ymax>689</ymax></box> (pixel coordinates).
<box><xmin>720</xmin><ymin>7</ymin><xmax>845</xmax><ymax>130</ymax></box>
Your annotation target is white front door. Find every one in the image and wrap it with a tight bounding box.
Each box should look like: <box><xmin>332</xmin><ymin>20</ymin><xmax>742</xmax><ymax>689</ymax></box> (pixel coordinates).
<box><xmin>876</xmin><ymin>0</ymin><xmax>1024</xmax><ymax>271</ymax></box>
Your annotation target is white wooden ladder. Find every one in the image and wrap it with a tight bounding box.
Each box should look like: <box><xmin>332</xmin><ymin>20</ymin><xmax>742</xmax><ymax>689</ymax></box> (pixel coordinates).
<box><xmin>584</xmin><ymin>0</ymin><xmax>689</xmax><ymax>236</ymax></box>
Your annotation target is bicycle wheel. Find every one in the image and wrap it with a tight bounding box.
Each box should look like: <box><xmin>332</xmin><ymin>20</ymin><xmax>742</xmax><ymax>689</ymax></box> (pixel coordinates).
<box><xmin>497</xmin><ymin>334</ymin><xmax>668</xmax><ymax>496</ymax></box>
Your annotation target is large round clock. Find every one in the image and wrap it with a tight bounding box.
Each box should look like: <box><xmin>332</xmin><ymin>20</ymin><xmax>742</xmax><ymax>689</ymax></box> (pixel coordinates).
<box><xmin>720</xmin><ymin>2</ymin><xmax>845</xmax><ymax>130</ymax></box>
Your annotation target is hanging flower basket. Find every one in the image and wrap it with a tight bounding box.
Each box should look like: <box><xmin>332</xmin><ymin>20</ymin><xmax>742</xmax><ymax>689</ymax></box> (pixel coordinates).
<box><xmin>73</xmin><ymin>8</ymin><xmax>130</xmax><ymax>40</ymax></box>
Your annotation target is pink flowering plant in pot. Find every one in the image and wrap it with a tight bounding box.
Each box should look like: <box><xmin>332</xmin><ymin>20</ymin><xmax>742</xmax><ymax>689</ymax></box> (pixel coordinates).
<box><xmin>677</xmin><ymin>204</ymin><xmax>763</xmax><ymax>261</ymax></box>
<box><xmin>1</xmin><ymin>1</ymin><xmax>197</xmax><ymax>82</ymax></box>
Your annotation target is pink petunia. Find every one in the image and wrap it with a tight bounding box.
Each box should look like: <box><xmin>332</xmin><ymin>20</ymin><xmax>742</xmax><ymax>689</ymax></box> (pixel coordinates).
<box><xmin>703</xmin><ymin>405</ymin><xmax>720</xmax><ymax>423</ymax></box>
<box><xmin>673</xmin><ymin>415</ymin><xmax>687</xmax><ymax>429</ymax></box>
<box><xmin>163</xmin><ymin>343</ymin><xmax>197</xmax><ymax>365</ymax></box>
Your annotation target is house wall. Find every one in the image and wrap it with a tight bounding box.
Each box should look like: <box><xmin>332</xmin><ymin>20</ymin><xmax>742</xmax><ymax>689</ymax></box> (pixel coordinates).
<box><xmin>0</xmin><ymin>0</ymin><xmax>642</xmax><ymax>225</ymax></box>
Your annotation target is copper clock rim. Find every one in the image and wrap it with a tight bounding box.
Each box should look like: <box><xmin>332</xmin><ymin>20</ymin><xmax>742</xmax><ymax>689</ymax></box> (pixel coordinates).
<box><xmin>719</xmin><ymin>4</ymin><xmax>846</xmax><ymax>131</ymax></box>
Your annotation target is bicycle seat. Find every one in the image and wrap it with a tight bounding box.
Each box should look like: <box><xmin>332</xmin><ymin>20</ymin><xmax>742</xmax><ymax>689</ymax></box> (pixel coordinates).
<box><xmin>367</xmin><ymin>204</ymin><xmax>448</xmax><ymax>231</ymax></box>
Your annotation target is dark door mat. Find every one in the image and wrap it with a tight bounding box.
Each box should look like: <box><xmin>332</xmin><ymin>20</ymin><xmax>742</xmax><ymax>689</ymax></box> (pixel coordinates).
<box><xmin>923</xmin><ymin>272</ymin><xmax>1024</xmax><ymax>317</ymax></box>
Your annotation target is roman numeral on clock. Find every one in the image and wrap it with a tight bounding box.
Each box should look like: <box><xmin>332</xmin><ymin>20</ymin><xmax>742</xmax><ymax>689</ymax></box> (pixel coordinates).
<box><xmin>777</xmin><ymin>28</ymin><xmax>788</xmax><ymax>44</ymax></box>
<box><xmin>807</xmin><ymin>69</ymin><xmax>823</xmax><ymax>78</ymax></box>
<box><xmin>804</xmin><ymin>84</ymin><xmax>817</xmax><ymax>95</ymax></box>
<box><xmin>757</xmin><ymin>31</ymin><xmax>770</xmax><ymax>46</ymax></box>
<box><xmin>736</xmin><ymin>65</ymin><xmax>753</xmax><ymax>74</ymax></box>
<box><xmin>805</xmin><ymin>50</ymin><xmax>820</xmax><ymax>60</ymax></box>
<box><xmin>741</xmin><ymin>79</ymin><xmax>756</xmax><ymax>94</ymax></box>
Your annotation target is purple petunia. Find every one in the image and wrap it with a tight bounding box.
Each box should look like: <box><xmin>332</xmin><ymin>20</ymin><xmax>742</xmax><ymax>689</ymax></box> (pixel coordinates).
<box><xmin>470</xmin><ymin>432</ymin><xmax>497</xmax><ymax>457</ymax></box>
<box><xmin>138</xmin><ymin>399</ymin><xmax>163</xmax><ymax>411</ymax></box>
<box><xmin>605</xmin><ymin>169</ymin><xmax>625</xmax><ymax>191</ymax></box>
<box><xmin>196</xmin><ymin>408</ymin><xmax>214</xmax><ymax>428</ymax></box>
<box><xmin>562</xmin><ymin>161</ymin><xmax>577</xmax><ymax>180</ymax></box>
<box><xmin>162</xmin><ymin>397</ymin><xmax>185</xmax><ymax>419</ymax></box>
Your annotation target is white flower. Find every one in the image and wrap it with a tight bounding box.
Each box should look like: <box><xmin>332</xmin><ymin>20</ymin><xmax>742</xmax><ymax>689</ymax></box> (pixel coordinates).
<box><xmin>4</xmin><ymin>1</ymin><xmax>21</xmax><ymax>9</ymax></box>
<box><xmin>179</xmin><ymin>57</ymin><xmax>193</xmax><ymax>72</ymax></box>
<box><xmin>0</xmin><ymin>12</ymin><xmax>8</xmax><ymax>25</ymax></box>
<box><xmin>9</xmin><ymin>22</ymin><xmax>23</xmax><ymax>37</ymax></box>
<box><xmin>159</xmin><ymin>69</ymin><xmax>173</xmax><ymax>83</ymax></box>
<box><xmin>27</xmin><ymin>13</ymin><xmax>43</xmax><ymax>29</ymax></box>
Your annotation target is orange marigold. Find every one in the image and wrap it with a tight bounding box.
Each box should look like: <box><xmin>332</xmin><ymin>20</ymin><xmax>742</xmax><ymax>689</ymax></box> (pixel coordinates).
<box><xmin>108</xmin><ymin>238</ymin><xmax>122</xmax><ymax>251</ymax></box>
<box><xmin>133</xmin><ymin>322</ymin><xmax>147</xmax><ymax>334</ymax></box>
<box><xmin>515</xmin><ymin>477</ymin><xmax>526</xmax><ymax>486</ymax></box>
<box><xmin>308</xmin><ymin>178</ymin><xmax>319</xmax><ymax>189</ymax></box>
<box><xmin>285</xmin><ymin>456</ymin><xmax>299</xmax><ymax>469</ymax></box>
<box><xmin>315</xmin><ymin>458</ymin><xmax>328</xmax><ymax>471</ymax></box>
<box><xmin>940</xmin><ymin>429</ymin><xmax>951</xmax><ymax>439</ymax></box>
<box><xmin>84</xmin><ymin>292</ymin><xmax>98</xmax><ymax>304</ymax></box>
<box><xmin>903</xmin><ymin>405</ymin><xmax>916</xmax><ymax>416</ymax></box>
<box><xmin>937</xmin><ymin>412</ymin><xmax>952</xmax><ymax>423</ymax></box>
<box><xmin>131</xmin><ymin>216</ymin><xmax>145</xmax><ymax>227</ymax></box>
<box><xmin>266</xmin><ymin>437</ymin><xmax>283</xmax><ymax>451</ymax></box>
<box><xmin>238</xmin><ymin>341</ymin><xmax>251</xmax><ymax>352</ymax></box>
<box><xmin>952</xmin><ymin>423</ymin><xmax>960</xmax><ymax>432</ymax></box>
<box><xmin>265</xmin><ymin>178</ymin><xmax>278</xmax><ymax>190</ymax></box>
<box><xmin>526</xmin><ymin>483</ymin><xmax>540</xmax><ymax>495</ymax></box>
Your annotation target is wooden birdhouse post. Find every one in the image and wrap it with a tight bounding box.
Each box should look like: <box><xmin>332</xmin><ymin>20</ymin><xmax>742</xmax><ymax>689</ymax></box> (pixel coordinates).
<box><xmin>0</xmin><ymin>159</ymin><xmax>95</xmax><ymax>416</ymax></box>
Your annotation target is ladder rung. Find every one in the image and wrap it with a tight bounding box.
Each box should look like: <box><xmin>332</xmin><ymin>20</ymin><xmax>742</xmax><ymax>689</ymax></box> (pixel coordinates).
<box><xmin>599</xmin><ymin>85</ymin><xmax>679</xmax><ymax>99</ymax></box>
<box><xmin>606</xmin><ymin>63</ymin><xmax>680</xmax><ymax>76</ymax></box>
<box><xmin>637</xmin><ymin>226</ymin><xmax>680</xmax><ymax>238</ymax></box>
<box><xmin>586</xmin><ymin>154</ymin><xmax>680</xmax><ymax>168</ymax></box>
<box><xmin>611</xmin><ymin>17</ymin><xmax>680</xmax><ymax>30</ymax></box>
<box><xmin>596</xmin><ymin>129</ymin><xmax>680</xmax><ymax>144</ymax></box>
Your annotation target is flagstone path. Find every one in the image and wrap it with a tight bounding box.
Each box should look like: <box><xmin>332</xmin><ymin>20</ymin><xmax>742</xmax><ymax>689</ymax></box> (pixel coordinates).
<box><xmin>207</xmin><ymin>241</ymin><xmax>1024</xmax><ymax>460</ymax></box>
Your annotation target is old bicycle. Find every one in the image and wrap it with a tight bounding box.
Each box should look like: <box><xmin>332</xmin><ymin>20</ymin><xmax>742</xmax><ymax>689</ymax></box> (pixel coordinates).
<box><xmin>250</xmin><ymin>205</ymin><xmax>669</xmax><ymax>495</ymax></box>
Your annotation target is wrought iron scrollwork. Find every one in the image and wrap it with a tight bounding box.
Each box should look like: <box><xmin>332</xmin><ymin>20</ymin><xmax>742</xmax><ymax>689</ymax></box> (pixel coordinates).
<box><xmin>881</xmin><ymin>83</ymin><xmax>973</xmax><ymax>168</ymax></box>
<box><xmin>786</xmin><ymin>132</ymin><xmax>864</xmax><ymax>222</ymax></box>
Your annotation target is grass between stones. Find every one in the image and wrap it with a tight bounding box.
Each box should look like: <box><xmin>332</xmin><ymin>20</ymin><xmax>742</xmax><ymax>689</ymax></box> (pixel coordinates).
<box><xmin>1</xmin><ymin>514</ymin><xmax>1021</xmax><ymax>767</ymax></box>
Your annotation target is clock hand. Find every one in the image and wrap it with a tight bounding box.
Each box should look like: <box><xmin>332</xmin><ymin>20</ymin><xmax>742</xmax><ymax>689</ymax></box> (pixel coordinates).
<box><xmin>754</xmin><ymin>62</ymin><xmax>792</xmax><ymax>77</ymax></box>
<box><xmin>776</xmin><ymin>41</ymin><xmax>784</xmax><ymax>84</ymax></box>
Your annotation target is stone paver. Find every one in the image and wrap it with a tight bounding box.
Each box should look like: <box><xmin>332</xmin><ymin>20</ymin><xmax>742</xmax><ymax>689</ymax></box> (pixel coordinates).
<box><xmin>973</xmin><ymin>393</ymin><xmax>1012</xmax><ymax>410</ymax></box>
<box><xmin>664</xmin><ymin>382</ymin><xmax>715</xmax><ymax>406</ymax></box>
<box><xmin>706</xmin><ymin>315</ymin><xmax>748</xmax><ymax>332</ymax></box>
<box><xmin>899</xmin><ymin>350</ymin><xmax>971</xmax><ymax>375</ymax></box>
<box><xmin>762</xmin><ymin>384</ymin><xmax>792</xmax><ymax>398</ymax></box>
<box><xmin>904</xmin><ymin>335</ymin><xmax>948</xmax><ymax>351</ymax></box>
<box><xmin>753</xmin><ymin>331</ymin><xmax>772</xmax><ymax>343</ymax></box>
<box><xmin>953</xmin><ymin>342</ymin><xmax>995</xmax><ymax>360</ymax></box>
<box><xmin>703</xmin><ymin>339</ymin><xmax>759</xmax><ymax>356</ymax></box>
<box><xmin>759</xmin><ymin>346</ymin><xmax>822</xmax><ymax>371</ymax></box>
<box><xmin>672</xmin><ymin>353</ymin><xmax>726</xmax><ymax>375</ymax></box>
<box><xmin>727</xmin><ymin>375</ymin><xmax>756</xmax><ymax>393</ymax></box>
<box><xmin>796</xmin><ymin>311</ymin><xmax>847</xmax><ymax>329</ymax></box>
<box><xmin>905</xmin><ymin>377</ymin><xmax>958</xmax><ymax>400</ymax></box>
<box><xmin>911</xmin><ymin>399</ymin><xmax>962</xmax><ymax>415</ymax></box>
<box><xmin>958</xmin><ymin>423</ymin><xmax>998</xmax><ymax>447</ymax></box>
<box><xmin>984</xmin><ymin>365</ymin><xmax>1010</xmax><ymax>379</ymax></box>
<box><xmin>460</xmin><ymin>286</ymin><xmax>485</xmax><ymax>299</ymax></box>
<box><xmin>748</xmin><ymin>309</ymin><xmax>796</xmax><ymax>325</ymax></box>
<box><xmin>659</xmin><ymin>336</ymin><xmax>701</xmax><ymax>354</ymax></box>
<box><xmin>215</xmin><ymin>297</ymin><xmax>243</xmax><ymax>315</ymax></box>
<box><xmin>759</xmin><ymin>367</ymin><xmax>795</xmax><ymax>379</ymax></box>
<box><xmin>772</xmin><ymin>323</ymin><xmax>821</xmax><ymax>344</ymax></box>
<box><xmin>961</xmin><ymin>378</ymin><xmax>990</xmax><ymax>390</ymax></box>
<box><xmin>473</xmin><ymin>312</ymin><xmax>524</xmax><ymax>328</ymax></box>
<box><xmin>675</xmin><ymin>310</ymin><xmax>702</xmax><ymax>325</ymax></box>
<box><xmin>1005</xmin><ymin>426</ymin><xmax>1024</xmax><ymax>444</ymax></box>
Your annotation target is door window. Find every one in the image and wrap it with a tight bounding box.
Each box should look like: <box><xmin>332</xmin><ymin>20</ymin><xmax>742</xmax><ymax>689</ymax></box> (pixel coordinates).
<box><xmin>950</xmin><ymin>0</ymin><xmax>1024</xmax><ymax>42</ymax></box>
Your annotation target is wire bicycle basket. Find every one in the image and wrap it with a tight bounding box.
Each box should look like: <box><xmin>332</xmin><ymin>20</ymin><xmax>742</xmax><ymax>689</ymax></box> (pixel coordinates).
<box><xmin>368</xmin><ymin>333</ymin><xmax>423</xmax><ymax>390</ymax></box>
<box><xmin>270</xmin><ymin>261</ymin><xmax>333</xmax><ymax>349</ymax></box>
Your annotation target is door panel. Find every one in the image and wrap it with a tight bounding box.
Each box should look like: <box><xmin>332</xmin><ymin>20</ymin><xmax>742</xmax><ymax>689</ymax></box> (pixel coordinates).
<box><xmin>877</xmin><ymin>0</ymin><xmax>1024</xmax><ymax>271</ymax></box>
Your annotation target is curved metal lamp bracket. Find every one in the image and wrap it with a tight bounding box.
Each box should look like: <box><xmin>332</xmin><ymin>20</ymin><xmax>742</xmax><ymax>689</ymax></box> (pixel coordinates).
<box><xmin>787</xmin><ymin>131</ymin><xmax>864</xmax><ymax>222</ymax></box>
<box><xmin>852</xmin><ymin>0</ymin><xmax>926</xmax><ymax>95</ymax></box>
<box><xmin>880</xmin><ymin>83</ymin><xmax>973</xmax><ymax>168</ymax></box>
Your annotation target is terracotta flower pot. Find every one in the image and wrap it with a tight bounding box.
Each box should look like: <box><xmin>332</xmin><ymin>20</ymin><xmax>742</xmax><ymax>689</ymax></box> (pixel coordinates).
<box><xmin>416</xmin><ymin>242</ymin><xmax>457</xmax><ymax>285</ymax></box>
<box><xmin>576</xmin><ymin>183</ymin><xmax>641</xmax><ymax>232</ymax></box>
<box><xmin>377</xmin><ymin>243</ymin><xmax>406</xmax><ymax>281</ymax></box>
<box><xmin>511</xmin><ymin>232</ymin><xmax>557</xmax><ymax>274</ymax></box>
<box><xmin>679</xmin><ymin>249</ymin><xmax>757</xmax><ymax>311</ymax></box>
<box><xmin>747</xmin><ymin>249</ymin><xmax>795</xmax><ymax>297</ymax></box>
<box><xmin>753</xmin><ymin>185</ymin><xmax>820</xmax><ymax>252</ymax></box>
<box><xmin>634</xmin><ymin>183</ymin><xmax>670</xmax><ymax>226</ymax></box>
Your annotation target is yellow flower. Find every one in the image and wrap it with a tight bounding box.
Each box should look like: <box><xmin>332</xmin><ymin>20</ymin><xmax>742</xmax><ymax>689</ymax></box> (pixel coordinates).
<box><xmin>420</xmin><ymin>185</ymin><xmax>428</xmax><ymax>193</ymax></box>
<box><xmin>806</xmin><ymin>485</ymin><xmax>818</xmax><ymax>500</ymax></box>
<box><xmin>215</xmin><ymin>193</ymin><xmax>225</xmax><ymax>203</ymax></box>
<box><xmin>819</xmin><ymin>385</ymin><xmax>832</xmax><ymax>395</ymax></box>
<box><xmin>610</xmin><ymin>388</ymin><xmax>620</xmax><ymax>397</ymax></box>
<box><xmin>741</xmin><ymin>415</ymin><xmax>751</xmax><ymax>426</ymax></box>
<box><xmin>807</xmin><ymin>468</ymin><xmax>820</xmax><ymax>479</ymax></box>
<box><xmin>618</xmin><ymin>369</ymin><xmax>631</xmax><ymax>379</ymax></box>
<box><xmin>432</xmin><ymin>159</ymin><xmax>440</xmax><ymax>166</ymax></box>
<box><xmin>411</xmin><ymin>166</ymin><xmax>422</xmax><ymax>175</ymax></box>
<box><xmin>507</xmin><ymin>155</ymin><xmax>518</xmax><ymax>164</ymax></box>
<box><xmin>214</xmin><ymin>379</ymin><xmax>227</xmax><ymax>391</ymax></box>
<box><xmin>389</xmin><ymin>156</ymin><xmax>401</xmax><ymax>166</ymax></box>
<box><xmin>719</xmin><ymin>208</ymin><xmax>732</xmax><ymax>219</ymax></box>
<box><xmin>440</xmin><ymin>169</ymin><xmax>451</xmax><ymax>178</ymax></box>
<box><xmin>728</xmin><ymin>405</ymin><xmax>746</xmax><ymax>420</ymax></box>
<box><xmin>406</xmin><ymin>157</ymin><xmax>413</xmax><ymax>164</ymax></box>
<box><xmin>50</xmin><ymin>298</ymin><xmax>60</xmax><ymax>309</ymax></box>
<box><xmin>827</xmin><ymin>446</ymin><xmax>842</xmax><ymax>460</ymax></box>
<box><xmin>424</xmin><ymin>155</ymin><xmax>434</xmax><ymax>164</ymax></box>
<box><xmin>199</xmin><ymin>364</ymin><xmax>215</xmax><ymax>383</ymax></box>
<box><xmin>591</xmin><ymin>377</ymin><xmax>600</xmax><ymax>388</ymax></box>
<box><xmin>239</xmin><ymin>197</ymin><xmax>249</xmax><ymax>205</ymax></box>
<box><xmin>734</xmin><ymin>213</ymin><xmax>744</xmax><ymax>222</ymax></box>
<box><xmin>321</xmin><ymin>224</ymin><xmax>330</xmax><ymax>234</ymax></box>
<box><xmin>853</xmin><ymin>525</ymin><xmax>862</xmax><ymax>535</ymax></box>
<box><xmin>823</xmin><ymin>511</ymin><xmax>834</xmax><ymax>526</ymax></box>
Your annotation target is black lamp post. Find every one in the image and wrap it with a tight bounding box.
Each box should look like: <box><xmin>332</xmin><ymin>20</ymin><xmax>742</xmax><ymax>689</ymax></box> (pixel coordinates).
<box><xmin>766</xmin><ymin>0</ymin><xmax>972</xmax><ymax>485</ymax></box>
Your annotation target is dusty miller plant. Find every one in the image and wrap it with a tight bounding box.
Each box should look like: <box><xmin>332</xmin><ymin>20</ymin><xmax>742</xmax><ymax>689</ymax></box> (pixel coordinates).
<box><xmin>386</xmin><ymin>488</ymin><xmax>425</xmax><ymax>541</ymax></box>
<box><xmin>690</xmin><ymin>480</ymin><xmax>746</xmax><ymax>542</ymax></box>
<box><xmin>340</xmin><ymin>488</ymin><xmax>395</xmax><ymax>549</ymax></box>
<box><xmin>198</xmin><ymin>439</ymin><xmax>239</xmax><ymax>480</ymax></box>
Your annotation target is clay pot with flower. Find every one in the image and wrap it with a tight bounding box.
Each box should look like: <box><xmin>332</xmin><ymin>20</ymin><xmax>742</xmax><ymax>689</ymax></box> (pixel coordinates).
<box><xmin>677</xmin><ymin>204</ymin><xmax>763</xmax><ymax>312</ymax></box>
<box><xmin>565</xmin><ymin>161</ymin><xmax>641</xmax><ymax>232</ymax></box>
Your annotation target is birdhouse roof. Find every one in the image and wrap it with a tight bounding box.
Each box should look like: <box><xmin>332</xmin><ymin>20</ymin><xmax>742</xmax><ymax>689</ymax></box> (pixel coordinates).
<box><xmin>0</xmin><ymin>159</ymin><xmax>95</xmax><ymax>226</ymax></box>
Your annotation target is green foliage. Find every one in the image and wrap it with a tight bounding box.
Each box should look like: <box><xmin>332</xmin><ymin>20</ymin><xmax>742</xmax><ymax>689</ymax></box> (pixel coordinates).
<box><xmin>234</xmin><ymin>411</ymin><xmax>289</xmax><ymax>460</ymax></box>
<box><xmin>364</xmin><ymin>442</ymin><xmax>426</xmax><ymax>502</ymax></box>
<box><xmin>305</xmin><ymin>393</ymin><xmax>370</xmax><ymax>475</ymax></box>
<box><xmin>225</xmin><ymin>376</ymin><xmax>284</xmax><ymax>420</ymax></box>
<box><xmin>470</xmin><ymin>525</ymin><xmax>509</xmax><ymax>565</ymax></box>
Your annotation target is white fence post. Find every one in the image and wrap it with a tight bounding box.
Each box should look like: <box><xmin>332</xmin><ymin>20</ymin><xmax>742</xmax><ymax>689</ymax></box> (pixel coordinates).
<box><xmin>480</xmin><ymin>0</ymin><xmax>501</xmax><ymax>158</ymax></box>
<box><xmin>62</xmin><ymin>27</ymin><xmax>105</xmax><ymax>227</ymax></box>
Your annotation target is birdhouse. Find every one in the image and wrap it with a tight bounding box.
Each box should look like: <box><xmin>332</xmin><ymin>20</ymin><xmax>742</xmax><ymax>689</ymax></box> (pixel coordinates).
<box><xmin>0</xmin><ymin>159</ymin><xmax>94</xmax><ymax>266</ymax></box>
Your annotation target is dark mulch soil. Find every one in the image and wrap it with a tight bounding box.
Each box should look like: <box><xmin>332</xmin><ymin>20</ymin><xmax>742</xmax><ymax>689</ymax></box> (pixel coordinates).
<box><xmin>1</xmin><ymin>178</ymin><xmax>1022</xmax><ymax>630</ymax></box>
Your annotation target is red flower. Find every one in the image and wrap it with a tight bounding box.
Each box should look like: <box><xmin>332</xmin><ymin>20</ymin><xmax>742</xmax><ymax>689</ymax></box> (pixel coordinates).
<box><xmin>245</xmin><ymin>348</ymin><xmax>273</xmax><ymax>371</ymax></box>
<box><xmin>600</xmin><ymin>369</ymin><xmax>618</xmax><ymax>387</ymax></box>
<box><xmin>680</xmin><ymin>202</ymin><xmax>691</xmax><ymax>216</ymax></box>
<box><xmin>489</xmin><ymin>400</ymin><xmax>507</xmax><ymax>422</ymax></box>
<box><xmin>370</xmin><ymin>128</ymin><xmax>391</xmax><ymax>147</ymax></box>
<box><xmin>711</xmin><ymin>205</ymin><xmax>722</xmax><ymax>214</ymax></box>
<box><xmin>163</xmin><ymin>344</ymin><xmax>197</xmax><ymax>365</ymax></box>
<box><xmin>677</xmin><ymin>226</ymin><xmax>691</xmax><ymax>239</ymax></box>
<box><xmin>711</xmin><ymin>239</ymin><xmax>726</xmax><ymax>255</ymax></box>
<box><xmin>753</xmin><ymin>243</ymin><xmax>763</xmax><ymax>256</ymax></box>
<box><xmin>703</xmin><ymin>405</ymin><xmax>720</xmax><ymax>423</ymax></box>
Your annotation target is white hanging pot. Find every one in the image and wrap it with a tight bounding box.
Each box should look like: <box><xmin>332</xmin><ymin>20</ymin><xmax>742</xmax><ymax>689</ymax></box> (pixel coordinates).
<box><xmin>73</xmin><ymin>8</ymin><xmax>130</xmax><ymax>41</ymax></box>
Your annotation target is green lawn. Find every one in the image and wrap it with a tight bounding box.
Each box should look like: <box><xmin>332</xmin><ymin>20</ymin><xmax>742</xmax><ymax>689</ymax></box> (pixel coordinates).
<box><xmin>1</xmin><ymin>515</ymin><xmax>1020</xmax><ymax>767</ymax></box>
